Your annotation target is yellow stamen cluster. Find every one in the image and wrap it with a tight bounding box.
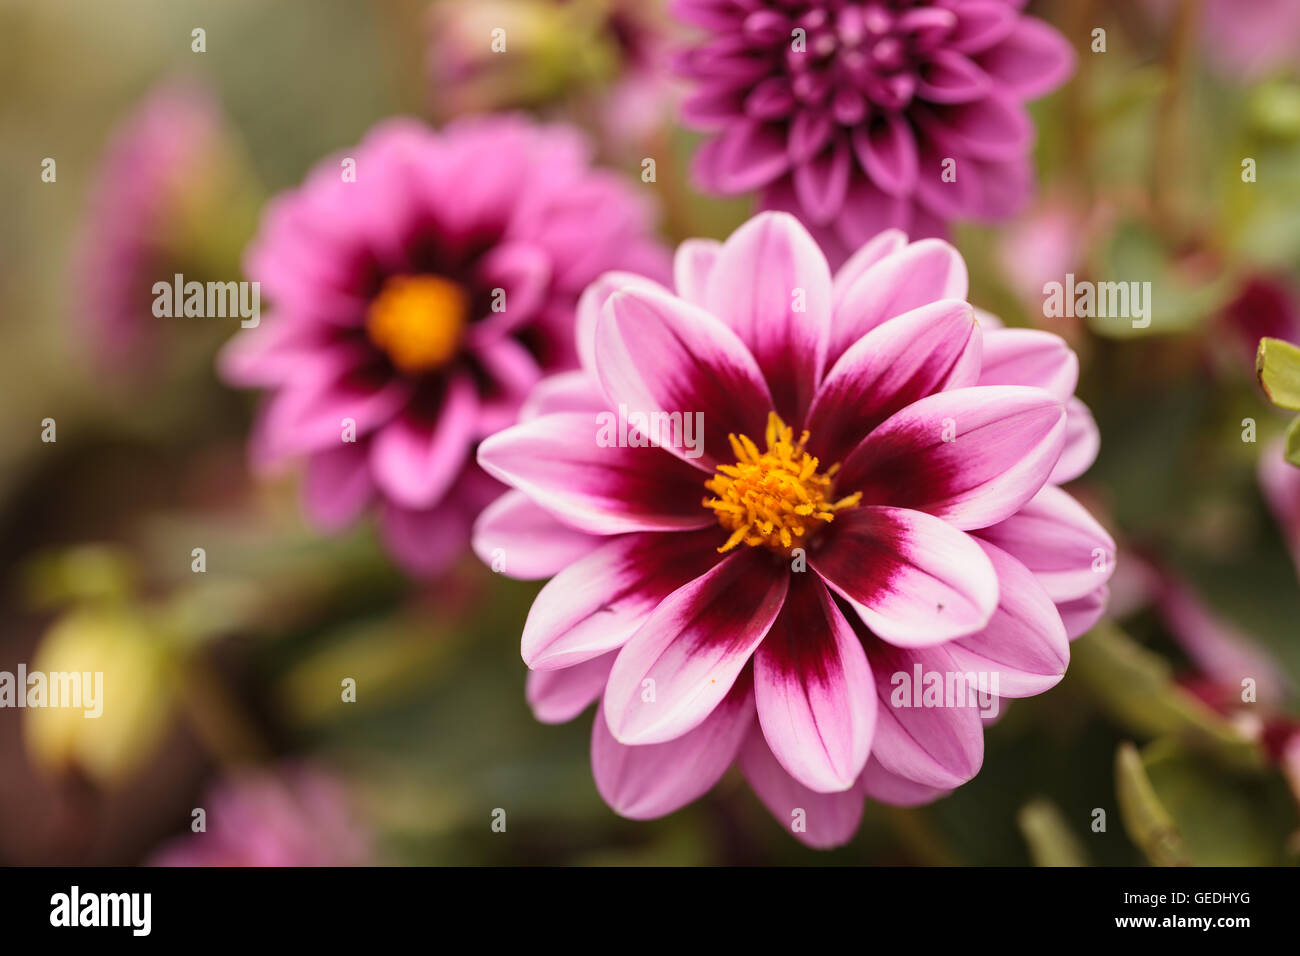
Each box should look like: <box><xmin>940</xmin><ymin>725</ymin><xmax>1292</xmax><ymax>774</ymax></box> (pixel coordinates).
<box><xmin>704</xmin><ymin>412</ymin><xmax>861</xmax><ymax>554</ymax></box>
<box><xmin>366</xmin><ymin>274</ymin><xmax>468</xmax><ymax>375</ymax></box>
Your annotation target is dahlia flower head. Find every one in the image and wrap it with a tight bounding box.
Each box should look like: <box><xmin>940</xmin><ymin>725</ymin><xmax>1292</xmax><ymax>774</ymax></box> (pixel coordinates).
<box><xmin>220</xmin><ymin>116</ymin><xmax>668</xmax><ymax>574</ymax></box>
<box><xmin>674</xmin><ymin>0</ymin><xmax>1075</xmax><ymax>263</ymax></box>
<box><xmin>149</xmin><ymin>770</ymin><xmax>369</xmax><ymax>867</ymax></box>
<box><xmin>475</xmin><ymin>211</ymin><xmax>1113</xmax><ymax>848</ymax></box>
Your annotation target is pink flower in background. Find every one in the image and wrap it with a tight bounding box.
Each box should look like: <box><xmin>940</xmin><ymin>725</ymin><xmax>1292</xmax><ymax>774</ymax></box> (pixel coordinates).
<box><xmin>673</xmin><ymin>0</ymin><xmax>1075</xmax><ymax>264</ymax></box>
<box><xmin>220</xmin><ymin>116</ymin><xmax>668</xmax><ymax>575</ymax></box>
<box><xmin>76</xmin><ymin>80</ymin><xmax>233</xmax><ymax>371</ymax></box>
<box><xmin>475</xmin><ymin>212</ymin><xmax>1111</xmax><ymax>847</ymax></box>
<box><xmin>1148</xmin><ymin>0</ymin><xmax>1300</xmax><ymax>82</ymax></box>
<box><xmin>149</xmin><ymin>769</ymin><xmax>370</xmax><ymax>867</ymax></box>
<box><xmin>1260</xmin><ymin>441</ymin><xmax>1300</xmax><ymax>582</ymax></box>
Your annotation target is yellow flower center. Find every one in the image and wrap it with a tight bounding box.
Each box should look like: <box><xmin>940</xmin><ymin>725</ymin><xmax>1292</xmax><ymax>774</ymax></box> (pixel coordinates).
<box><xmin>365</xmin><ymin>275</ymin><xmax>469</xmax><ymax>374</ymax></box>
<box><xmin>704</xmin><ymin>412</ymin><xmax>861</xmax><ymax>554</ymax></box>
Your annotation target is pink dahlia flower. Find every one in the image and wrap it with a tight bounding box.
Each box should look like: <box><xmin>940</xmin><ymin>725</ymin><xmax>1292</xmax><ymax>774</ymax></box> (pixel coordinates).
<box><xmin>220</xmin><ymin>116</ymin><xmax>668</xmax><ymax>575</ymax></box>
<box><xmin>148</xmin><ymin>769</ymin><xmax>370</xmax><ymax>867</ymax></box>
<box><xmin>475</xmin><ymin>212</ymin><xmax>1112</xmax><ymax>847</ymax></box>
<box><xmin>76</xmin><ymin>80</ymin><xmax>234</xmax><ymax>371</ymax></box>
<box><xmin>673</xmin><ymin>0</ymin><xmax>1075</xmax><ymax>263</ymax></box>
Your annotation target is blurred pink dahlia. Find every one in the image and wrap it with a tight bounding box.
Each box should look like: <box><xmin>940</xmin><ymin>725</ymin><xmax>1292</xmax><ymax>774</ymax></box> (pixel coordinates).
<box><xmin>149</xmin><ymin>769</ymin><xmax>370</xmax><ymax>867</ymax></box>
<box><xmin>475</xmin><ymin>212</ymin><xmax>1112</xmax><ymax>847</ymax></box>
<box><xmin>673</xmin><ymin>0</ymin><xmax>1075</xmax><ymax>262</ymax></box>
<box><xmin>76</xmin><ymin>80</ymin><xmax>236</xmax><ymax>371</ymax></box>
<box><xmin>220</xmin><ymin>116</ymin><xmax>668</xmax><ymax>575</ymax></box>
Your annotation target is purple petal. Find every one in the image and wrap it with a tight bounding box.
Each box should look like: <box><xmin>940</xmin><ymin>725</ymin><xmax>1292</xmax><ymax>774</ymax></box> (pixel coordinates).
<box><xmin>977</xmin><ymin>18</ymin><xmax>1076</xmax><ymax>99</ymax></box>
<box><xmin>369</xmin><ymin>374</ymin><xmax>478</xmax><ymax>509</ymax></box>
<box><xmin>591</xmin><ymin>674</ymin><xmax>754</xmax><ymax>819</ymax></box>
<box><xmin>851</xmin><ymin>113</ymin><xmax>920</xmax><ymax>199</ymax></box>
<box><xmin>477</xmin><ymin>413</ymin><xmax>713</xmax><ymax>535</ymax></box>
<box><xmin>738</xmin><ymin>726</ymin><xmax>866</xmax><ymax>848</ymax></box>
<box><xmin>806</xmin><ymin>299</ymin><xmax>982</xmax><ymax>465</ymax></box>
<box><xmin>976</xmin><ymin>484</ymin><xmax>1115</xmax><ymax>602</ymax></box>
<box><xmin>603</xmin><ymin>548</ymin><xmax>789</xmax><ymax>745</ymax></box>
<box><xmin>527</xmin><ymin>653</ymin><xmax>615</xmax><ymax>725</ymax></box>
<box><xmin>522</xmin><ymin>529</ymin><xmax>722</xmax><ymax>670</ymax></box>
<box><xmin>839</xmin><ymin>385</ymin><xmax>1067</xmax><ymax>531</ymax></box>
<box><xmin>812</xmin><ymin>505</ymin><xmax>998</xmax><ymax>646</ymax></box>
<box><xmin>755</xmin><ymin>573</ymin><xmax>875</xmax><ymax>792</ymax></box>
<box><xmin>471</xmin><ymin>489</ymin><xmax>601</xmax><ymax>581</ymax></box>
<box><xmin>946</xmin><ymin>539</ymin><xmax>1070</xmax><ymax>697</ymax></box>
<box><xmin>595</xmin><ymin>285</ymin><xmax>774</xmax><ymax>470</ymax></box>
<box><xmin>703</xmin><ymin>212</ymin><xmax>832</xmax><ymax>423</ymax></box>
<box><xmin>977</xmin><ymin>328</ymin><xmax>1079</xmax><ymax>400</ymax></box>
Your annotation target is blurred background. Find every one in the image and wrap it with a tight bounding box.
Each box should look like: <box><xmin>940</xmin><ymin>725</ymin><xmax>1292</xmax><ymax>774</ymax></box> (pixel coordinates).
<box><xmin>1</xmin><ymin>0</ymin><xmax>1299</xmax><ymax>865</ymax></box>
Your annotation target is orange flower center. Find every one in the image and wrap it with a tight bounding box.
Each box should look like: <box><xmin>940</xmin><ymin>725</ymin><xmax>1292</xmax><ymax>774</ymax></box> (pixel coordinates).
<box><xmin>703</xmin><ymin>412</ymin><xmax>861</xmax><ymax>554</ymax></box>
<box><xmin>365</xmin><ymin>275</ymin><xmax>468</xmax><ymax>374</ymax></box>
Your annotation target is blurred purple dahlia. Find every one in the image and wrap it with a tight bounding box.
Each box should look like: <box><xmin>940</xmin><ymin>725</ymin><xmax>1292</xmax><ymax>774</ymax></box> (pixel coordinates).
<box><xmin>673</xmin><ymin>0</ymin><xmax>1075</xmax><ymax>262</ymax></box>
<box><xmin>149</xmin><ymin>769</ymin><xmax>369</xmax><ymax>867</ymax></box>
<box><xmin>220</xmin><ymin>116</ymin><xmax>668</xmax><ymax>575</ymax></box>
<box><xmin>475</xmin><ymin>212</ymin><xmax>1112</xmax><ymax>847</ymax></box>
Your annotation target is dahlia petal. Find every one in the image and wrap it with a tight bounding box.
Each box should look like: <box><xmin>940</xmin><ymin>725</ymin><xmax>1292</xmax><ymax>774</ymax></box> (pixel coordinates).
<box><xmin>471</xmin><ymin>489</ymin><xmax>601</xmax><ymax>581</ymax></box>
<box><xmin>1050</xmin><ymin>396</ymin><xmax>1100</xmax><ymax>483</ymax></box>
<box><xmin>477</xmin><ymin>413</ymin><xmax>713</xmax><ymax>535</ymax></box>
<box><xmin>977</xmin><ymin>328</ymin><xmax>1079</xmax><ymax>400</ymax></box>
<box><xmin>813</xmin><ymin>506</ymin><xmax>998</xmax><ymax>646</ymax></box>
<box><xmin>695</xmin><ymin>120</ymin><xmax>790</xmax><ymax>193</ymax></box>
<box><xmin>469</xmin><ymin>336</ymin><xmax>544</xmax><ymax>439</ymax></box>
<box><xmin>379</xmin><ymin>498</ymin><xmax>470</xmax><ymax>577</ymax></box>
<box><xmin>738</xmin><ymin>727</ymin><xmax>865</xmax><ymax>848</ymax></box>
<box><xmin>977</xmin><ymin>484</ymin><xmax>1115</xmax><ymax>602</ymax></box>
<box><xmin>831</xmin><ymin>180</ymin><xmax>913</xmax><ymax>256</ymax></box>
<box><xmin>527</xmin><ymin>653</ymin><xmax>616</xmax><ymax>725</ymax></box>
<box><xmin>522</xmin><ymin>530</ymin><xmax>722</xmax><ymax>670</ymax></box>
<box><xmin>916</xmin><ymin>95</ymin><xmax>1032</xmax><ymax>164</ymax></box>
<box><xmin>595</xmin><ymin>285</ymin><xmax>774</xmax><ymax>470</ymax></box>
<box><xmin>850</xmin><ymin>113</ymin><xmax>919</xmax><ymax>199</ymax></box>
<box><xmin>591</xmin><ymin>675</ymin><xmax>754</xmax><ymax>820</ymax></box>
<box><xmin>519</xmin><ymin>370</ymin><xmax>608</xmax><ymax>421</ymax></box>
<box><xmin>917</xmin><ymin>50</ymin><xmax>993</xmax><ymax>104</ymax></box>
<box><xmin>827</xmin><ymin>238</ymin><xmax>968</xmax><ymax>365</ymax></box>
<box><xmin>469</xmin><ymin>241</ymin><xmax>552</xmax><ymax>344</ymax></box>
<box><xmin>831</xmin><ymin>228</ymin><xmax>908</xmax><ymax>311</ymax></box>
<box><xmin>912</xmin><ymin>139</ymin><xmax>984</xmax><ymax>219</ymax></box>
<box><xmin>793</xmin><ymin>137</ymin><xmax>852</xmax><ymax>225</ymax></box>
<box><xmin>673</xmin><ymin>238</ymin><xmax>723</xmax><ymax>307</ymax></box>
<box><xmin>839</xmin><ymin>385</ymin><xmax>1067</xmax><ymax>531</ymax></box>
<box><xmin>788</xmin><ymin>110</ymin><xmax>834</xmax><ymax>164</ymax></box>
<box><xmin>743</xmin><ymin>723</ymin><xmax>863</xmax><ymax>848</ymax></box>
<box><xmin>755</xmin><ymin>573</ymin><xmax>875</xmax><ymax>793</ymax></box>
<box><xmin>949</xmin><ymin>1</ymin><xmax>1019</xmax><ymax>55</ymax></box>
<box><xmin>806</xmin><ymin>299</ymin><xmax>982</xmax><ymax>465</ymax></box>
<box><xmin>369</xmin><ymin>374</ymin><xmax>478</xmax><ymax>510</ymax></box>
<box><xmin>603</xmin><ymin>548</ymin><xmax>789</xmax><ymax>745</ymax></box>
<box><xmin>866</xmin><ymin>640</ymin><xmax>985</xmax><ymax>790</ymax></box>
<box><xmin>574</xmin><ymin>271</ymin><xmax>670</xmax><ymax>378</ymax></box>
<box><xmin>302</xmin><ymin>444</ymin><xmax>375</xmax><ymax>532</ymax></box>
<box><xmin>977</xmin><ymin>18</ymin><xmax>1076</xmax><ymax>99</ymax></box>
<box><xmin>946</xmin><ymin>540</ymin><xmax>1069</xmax><ymax>697</ymax></box>
<box><xmin>858</xmin><ymin>757</ymin><xmax>948</xmax><ymax>807</ymax></box>
<box><xmin>1057</xmin><ymin>586</ymin><xmax>1108</xmax><ymax>640</ymax></box>
<box><xmin>704</xmin><ymin>211</ymin><xmax>832</xmax><ymax>423</ymax></box>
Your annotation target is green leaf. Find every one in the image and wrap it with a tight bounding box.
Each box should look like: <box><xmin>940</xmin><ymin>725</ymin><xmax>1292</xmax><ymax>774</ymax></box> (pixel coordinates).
<box><xmin>1069</xmin><ymin>623</ymin><xmax>1263</xmax><ymax>768</ymax></box>
<box><xmin>1115</xmin><ymin>742</ymin><xmax>1189</xmax><ymax>866</ymax></box>
<box><xmin>1286</xmin><ymin>415</ymin><xmax>1300</xmax><ymax>467</ymax></box>
<box><xmin>1135</xmin><ymin>739</ymin><xmax>1297</xmax><ymax>865</ymax></box>
<box><xmin>1257</xmin><ymin>336</ymin><xmax>1300</xmax><ymax>410</ymax></box>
